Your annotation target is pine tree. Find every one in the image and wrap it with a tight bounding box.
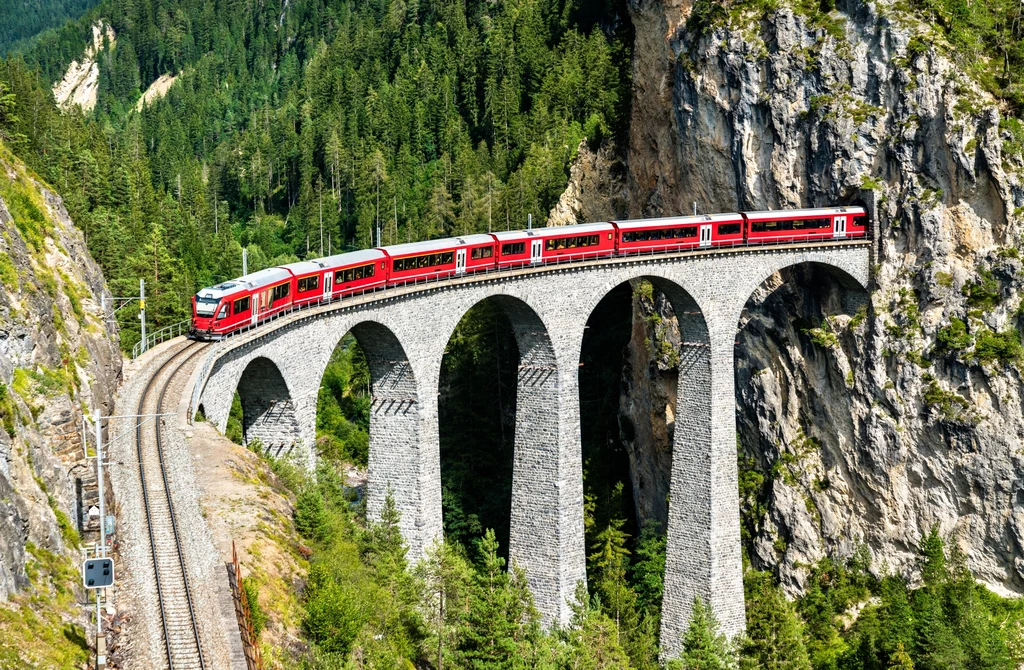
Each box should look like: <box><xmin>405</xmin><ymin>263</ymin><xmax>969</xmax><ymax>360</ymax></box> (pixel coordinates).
<box><xmin>454</xmin><ymin>529</ymin><xmax>540</xmax><ymax>669</ymax></box>
<box><xmin>888</xmin><ymin>642</ymin><xmax>915</xmax><ymax>669</ymax></box>
<box><xmin>415</xmin><ymin>538</ymin><xmax>473</xmax><ymax>670</ymax></box>
<box><xmin>667</xmin><ymin>597</ymin><xmax>737</xmax><ymax>670</ymax></box>
<box><xmin>557</xmin><ymin>582</ymin><xmax>631</xmax><ymax>670</ymax></box>
<box><xmin>739</xmin><ymin>571</ymin><xmax>812</xmax><ymax>670</ymax></box>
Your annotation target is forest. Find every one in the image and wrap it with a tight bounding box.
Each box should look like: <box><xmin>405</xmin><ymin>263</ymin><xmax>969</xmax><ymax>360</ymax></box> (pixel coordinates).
<box><xmin>1</xmin><ymin>0</ymin><xmax>628</xmax><ymax>352</ymax></box>
<box><xmin>0</xmin><ymin>0</ymin><xmax>100</xmax><ymax>54</ymax></box>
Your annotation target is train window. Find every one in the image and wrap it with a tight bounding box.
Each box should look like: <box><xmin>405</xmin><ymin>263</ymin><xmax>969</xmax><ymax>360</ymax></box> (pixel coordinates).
<box><xmin>392</xmin><ymin>253</ymin><xmax>455</xmax><ymax>272</ymax></box>
<box><xmin>502</xmin><ymin>242</ymin><xmax>526</xmax><ymax>255</ymax></box>
<box><xmin>339</xmin><ymin>262</ymin><xmax>377</xmax><ymax>281</ymax></box>
<box><xmin>471</xmin><ymin>246</ymin><xmax>494</xmax><ymax>260</ymax></box>
<box><xmin>297</xmin><ymin>275</ymin><xmax>320</xmax><ymax>293</ymax></box>
<box><xmin>546</xmin><ymin>234</ymin><xmax>601</xmax><ymax>251</ymax></box>
<box><xmin>195</xmin><ymin>296</ymin><xmax>219</xmax><ymax>316</ymax></box>
<box><xmin>233</xmin><ymin>296</ymin><xmax>251</xmax><ymax>314</ymax></box>
<box><xmin>854</xmin><ymin>216</ymin><xmax>866</xmax><ymax>228</ymax></box>
<box><xmin>217</xmin><ymin>305</ymin><xmax>228</xmax><ymax>319</ymax></box>
<box><xmin>717</xmin><ymin>223</ymin><xmax>741</xmax><ymax>235</ymax></box>
<box><xmin>270</xmin><ymin>283</ymin><xmax>290</xmax><ymax>302</ymax></box>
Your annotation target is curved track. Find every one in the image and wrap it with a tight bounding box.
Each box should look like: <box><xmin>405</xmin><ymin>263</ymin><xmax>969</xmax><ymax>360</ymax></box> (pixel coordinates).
<box><xmin>134</xmin><ymin>342</ymin><xmax>209</xmax><ymax>669</ymax></box>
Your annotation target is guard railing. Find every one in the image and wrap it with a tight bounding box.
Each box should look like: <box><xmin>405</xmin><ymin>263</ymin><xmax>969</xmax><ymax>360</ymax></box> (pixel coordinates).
<box><xmin>132</xmin><ymin>319</ymin><xmax>191</xmax><ymax>359</ymax></box>
<box><xmin>184</xmin><ymin>236</ymin><xmax>869</xmax><ymax>422</ymax></box>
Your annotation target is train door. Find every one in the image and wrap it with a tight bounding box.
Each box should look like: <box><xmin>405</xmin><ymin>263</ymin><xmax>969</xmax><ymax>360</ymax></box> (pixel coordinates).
<box><xmin>251</xmin><ymin>293</ymin><xmax>259</xmax><ymax>326</ymax></box>
<box><xmin>531</xmin><ymin>239</ymin><xmax>543</xmax><ymax>264</ymax></box>
<box><xmin>323</xmin><ymin>272</ymin><xmax>333</xmax><ymax>299</ymax></box>
<box><xmin>699</xmin><ymin>224</ymin><xmax>712</xmax><ymax>248</ymax></box>
<box><xmin>456</xmin><ymin>248</ymin><xmax>467</xmax><ymax>275</ymax></box>
<box><xmin>833</xmin><ymin>215</ymin><xmax>847</xmax><ymax>239</ymax></box>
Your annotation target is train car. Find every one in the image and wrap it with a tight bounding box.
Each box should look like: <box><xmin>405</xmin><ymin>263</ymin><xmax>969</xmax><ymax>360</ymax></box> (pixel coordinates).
<box><xmin>322</xmin><ymin>249</ymin><xmax>388</xmax><ymax>298</ymax></box>
<box><xmin>743</xmin><ymin>206</ymin><xmax>868</xmax><ymax>244</ymax></box>
<box><xmin>614</xmin><ymin>213</ymin><xmax>746</xmax><ymax>255</ymax></box>
<box><xmin>492</xmin><ymin>222</ymin><xmax>616</xmax><ymax>268</ymax></box>
<box><xmin>190</xmin><ymin>266</ymin><xmax>292</xmax><ymax>340</ymax></box>
<box><xmin>280</xmin><ymin>259</ymin><xmax>334</xmax><ymax>308</ymax></box>
<box><xmin>383</xmin><ymin>234</ymin><xmax>496</xmax><ymax>286</ymax></box>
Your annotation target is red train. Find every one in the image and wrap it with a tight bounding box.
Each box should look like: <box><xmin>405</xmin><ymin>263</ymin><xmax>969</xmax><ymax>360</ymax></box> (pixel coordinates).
<box><xmin>190</xmin><ymin>206</ymin><xmax>867</xmax><ymax>339</ymax></box>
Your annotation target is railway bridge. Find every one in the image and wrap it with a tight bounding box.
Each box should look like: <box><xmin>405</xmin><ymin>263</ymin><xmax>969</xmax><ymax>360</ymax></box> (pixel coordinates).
<box><xmin>191</xmin><ymin>240</ymin><xmax>871</xmax><ymax>656</ymax></box>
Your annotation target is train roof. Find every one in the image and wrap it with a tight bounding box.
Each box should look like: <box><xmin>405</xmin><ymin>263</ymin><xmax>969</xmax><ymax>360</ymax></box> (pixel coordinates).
<box><xmin>320</xmin><ymin>248</ymin><xmax>387</xmax><ymax>267</ymax></box>
<box><xmin>280</xmin><ymin>259</ymin><xmax>330</xmax><ymax>276</ymax></box>
<box><xmin>492</xmin><ymin>222</ymin><xmax>615</xmax><ymax>241</ymax></box>
<box><xmin>196</xmin><ymin>267</ymin><xmax>291</xmax><ymax>300</ymax></box>
<box><xmin>744</xmin><ymin>206</ymin><xmax>866</xmax><ymax>220</ymax></box>
<box><xmin>612</xmin><ymin>213</ymin><xmax>743</xmax><ymax>229</ymax></box>
<box><xmin>382</xmin><ymin>234</ymin><xmax>495</xmax><ymax>258</ymax></box>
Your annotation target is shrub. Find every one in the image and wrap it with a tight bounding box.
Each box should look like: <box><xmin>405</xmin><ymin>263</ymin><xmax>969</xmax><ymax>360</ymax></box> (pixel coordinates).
<box><xmin>974</xmin><ymin>329</ymin><xmax>1022</xmax><ymax>364</ymax></box>
<box><xmin>936</xmin><ymin>318</ymin><xmax>973</xmax><ymax>352</ymax></box>
<box><xmin>922</xmin><ymin>374</ymin><xmax>973</xmax><ymax>423</ymax></box>
<box><xmin>243</xmin><ymin>578</ymin><xmax>267</xmax><ymax>638</ymax></box>
<box><xmin>962</xmin><ymin>268</ymin><xmax>1001</xmax><ymax>310</ymax></box>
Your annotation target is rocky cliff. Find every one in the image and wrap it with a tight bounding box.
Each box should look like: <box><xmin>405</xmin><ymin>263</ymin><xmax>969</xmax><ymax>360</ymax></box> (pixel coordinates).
<box><xmin>556</xmin><ymin>0</ymin><xmax>1024</xmax><ymax>596</ymax></box>
<box><xmin>0</xmin><ymin>141</ymin><xmax>121</xmax><ymax>663</ymax></box>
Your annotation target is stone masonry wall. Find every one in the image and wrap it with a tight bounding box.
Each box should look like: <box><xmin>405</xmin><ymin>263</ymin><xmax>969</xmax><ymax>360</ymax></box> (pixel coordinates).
<box><xmin>196</xmin><ymin>243</ymin><xmax>870</xmax><ymax>652</ymax></box>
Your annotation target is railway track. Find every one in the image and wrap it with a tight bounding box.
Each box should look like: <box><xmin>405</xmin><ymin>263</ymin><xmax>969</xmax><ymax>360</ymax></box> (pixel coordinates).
<box><xmin>134</xmin><ymin>341</ymin><xmax>209</xmax><ymax>669</ymax></box>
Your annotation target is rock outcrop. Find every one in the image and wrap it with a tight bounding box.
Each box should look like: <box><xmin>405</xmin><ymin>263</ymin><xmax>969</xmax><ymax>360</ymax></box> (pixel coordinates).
<box><xmin>599</xmin><ymin>0</ymin><xmax>1024</xmax><ymax>595</ymax></box>
<box><xmin>0</xmin><ymin>141</ymin><xmax>121</xmax><ymax>656</ymax></box>
<box><xmin>52</xmin><ymin>21</ymin><xmax>116</xmax><ymax>112</ymax></box>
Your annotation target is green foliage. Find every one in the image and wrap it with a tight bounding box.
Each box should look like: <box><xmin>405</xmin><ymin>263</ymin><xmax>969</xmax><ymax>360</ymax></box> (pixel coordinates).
<box><xmin>740</xmin><ymin>571</ymin><xmax>812</xmax><ymax>670</ymax></box>
<box><xmin>935</xmin><ymin>318</ymin><xmax>973</xmax><ymax>353</ymax></box>
<box><xmin>439</xmin><ymin>300</ymin><xmax>518</xmax><ymax>553</ymax></box>
<box><xmin>667</xmin><ymin>597</ymin><xmax>737</xmax><ymax>670</ymax></box>
<box><xmin>225</xmin><ymin>391</ymin><xmax>243</xmax><ymax>444</ymax></box>
<box><xmin>316</xmin><ymin>335</ymin><xmax>370</xmax><ymax>467</ymax></box>
<box><xmin>962</xmin><ymin>268</ymin><xmax>1002</xmax><ymax>310</ymax></box>
<box><xmin>861</xmin><ymin>175</ymin><xmax>883</xmax><ymax>191</ymax></box>
<box><xmin>804</xmin><ymin>320</ymin><xmax>839</xmax><ymax>348</ymax></box>
<box><xmin>921</xmin><ymin>373</ymin><xmax>974</xmax><ymax>423</ymax></box>
<box><xmin>910</xmin><ymin>0</ymin><xmax>1024</xmax><ymax>110</ymax></box>
<box><xmin>243</xmin><ymin>578</ymin><xmax>267</xmax><ymax>639</ymax></box>
<box><xmin>0</xmin><ymin>0</ymin><xmax>100</xmax><ymax>55</ymax></box>
<box><xmin>631</xmin><ymin>522</ymin><xmax>667</xmax><ymax>613</ymax></box>
<box><xmin>974</xmin><ymin>328</ymin><xmax>1022</xmax><ymax>365</ymax></box>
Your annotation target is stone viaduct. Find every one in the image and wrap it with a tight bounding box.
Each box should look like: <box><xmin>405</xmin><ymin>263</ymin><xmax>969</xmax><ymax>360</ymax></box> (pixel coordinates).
<box><xmin>193</xmin><ymin>241</ymin><xmax>870</xmax><ymax>657</ymax></box>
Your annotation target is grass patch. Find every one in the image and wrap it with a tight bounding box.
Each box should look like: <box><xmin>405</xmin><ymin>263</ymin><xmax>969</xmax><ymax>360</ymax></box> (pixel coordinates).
<box><xmin>0</xmin><ymin>543</ymin><xmax>90</xmax><ymax>669</ymax></box>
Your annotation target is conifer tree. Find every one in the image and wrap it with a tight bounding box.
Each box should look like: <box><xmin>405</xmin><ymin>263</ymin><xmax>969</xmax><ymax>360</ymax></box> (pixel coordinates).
<box><xmin>667</xmin><ymin>597</ymin><xmax>737</xmax><ymax>670</ymax></box>
<box><xmin>739</xmin><ymin>571</ymin><xmax>812</xmax><ymax>670</ymax></box>
<box><xmin>888</xmin><ymin>642</ymin><xmax>915</xmax><ymax>669</ymax></box>
<box><xmin>454</xmin><ymin>529</ymin><xmax>540</xmax><ymax>669</ymax></box>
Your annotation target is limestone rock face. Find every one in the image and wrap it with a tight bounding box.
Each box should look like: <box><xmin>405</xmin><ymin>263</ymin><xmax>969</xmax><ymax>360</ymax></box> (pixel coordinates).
<box><xmin>603</xmin><ymin>0</ymin><xmax>1024</xmax><ymax>595</ymax></box>
<box><xmin>0</xmin><ymin>147</ymin><xmax>121</xmax><ymax>602</ymax></box>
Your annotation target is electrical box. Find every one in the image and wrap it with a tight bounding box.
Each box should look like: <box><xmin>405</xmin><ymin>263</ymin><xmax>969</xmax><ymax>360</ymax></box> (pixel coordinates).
<box><xmin>83</xmin><ymin>558</ymin><xmax>114</xmax><ymax>589</ymax></box>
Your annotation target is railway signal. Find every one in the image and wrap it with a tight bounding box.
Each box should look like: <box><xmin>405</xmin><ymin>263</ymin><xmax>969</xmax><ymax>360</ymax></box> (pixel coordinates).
<box><xmin>82</xmin><ymin>558</ymin><xmax>114</xmax><ymax>589</ymax></box>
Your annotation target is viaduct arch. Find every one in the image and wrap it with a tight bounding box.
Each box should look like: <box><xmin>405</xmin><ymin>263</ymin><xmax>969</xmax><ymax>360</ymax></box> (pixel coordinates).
<box><xmin>195</xmin><ymin>242</ymin><xmax>870</xmax><ymax>656</ymax></box>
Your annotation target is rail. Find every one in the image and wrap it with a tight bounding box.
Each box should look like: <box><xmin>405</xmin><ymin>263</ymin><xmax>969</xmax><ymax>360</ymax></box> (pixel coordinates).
<box><xmin>136</xmin><ymin>342</ymin><xmax>208</xmax><ymax>669</ymax></box>
<box><xmin>185</xmin><ymin>236</ymin><xmax>871</xmax><ymax>423</ymax></box>
<box><xmin>132</xmin><ymin>319</ymin><xmax>191</xmax><ymax>359</ymax></box>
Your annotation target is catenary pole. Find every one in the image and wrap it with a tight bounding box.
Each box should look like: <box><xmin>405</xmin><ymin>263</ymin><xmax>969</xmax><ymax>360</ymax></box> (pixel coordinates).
<box><xmin>139</xmin><ymin>280</ymin><xmax>146</xmax><ymax>354</ymax></box>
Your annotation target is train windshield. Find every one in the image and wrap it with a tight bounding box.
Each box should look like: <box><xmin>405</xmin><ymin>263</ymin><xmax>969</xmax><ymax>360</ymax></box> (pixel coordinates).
<box><xmin>195</xmin><ymin>295</ymin><xmax>220</xmax><ymax>317</ymax></box>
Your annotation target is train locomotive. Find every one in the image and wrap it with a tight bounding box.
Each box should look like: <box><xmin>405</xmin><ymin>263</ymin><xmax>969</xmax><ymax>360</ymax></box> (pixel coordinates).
<box><xmin>190</xmin><ymin>206</ymin><xmax>867</xmax><ymax>340</ymax></box>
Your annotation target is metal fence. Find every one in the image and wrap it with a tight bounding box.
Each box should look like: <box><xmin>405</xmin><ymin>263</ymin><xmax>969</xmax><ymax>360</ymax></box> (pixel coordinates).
<box><xmin>182</xmin><ymin>237</ymin><xmax>871</xmax><ymax>423</ymax></box>
<box><xmin>229</xmin><ymin>541</ymin><xmax>264</xmax><ymax>670</ymax></box>
<box><xmin>131</xmin><ymin>319</ymin><xmax>191</xmax><ymax>359</ymax></box>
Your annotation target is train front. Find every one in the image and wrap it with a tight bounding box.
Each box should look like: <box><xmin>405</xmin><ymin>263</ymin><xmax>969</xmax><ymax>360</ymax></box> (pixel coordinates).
<box><xmin>189</xmin><ymin>282</ymin><xmax>240</xmax><ymax>341</ymax></box>
<box><xmin>189</xmin><ymin>290</ymin><xmax>221</xmax><ymax>340</ymax></box>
